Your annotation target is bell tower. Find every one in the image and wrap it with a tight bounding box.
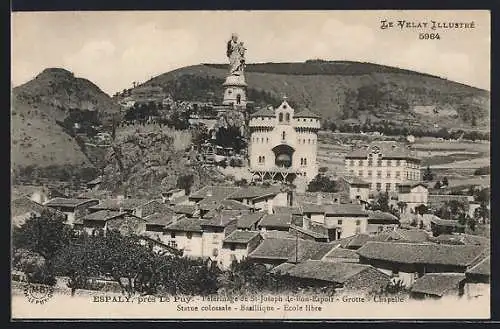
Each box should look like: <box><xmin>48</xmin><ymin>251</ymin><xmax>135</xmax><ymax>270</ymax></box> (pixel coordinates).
<box><xmin>222</xmin><ymin>74</ymin><xmax>247</xmax><ymax>109</ymax></box>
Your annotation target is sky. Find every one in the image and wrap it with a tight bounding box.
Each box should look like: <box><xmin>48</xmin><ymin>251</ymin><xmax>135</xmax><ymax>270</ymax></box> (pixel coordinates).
<box><xmin>12</xmin><ymin>10</ymin><xmax>490</xmax><ymax>95</ymax></box>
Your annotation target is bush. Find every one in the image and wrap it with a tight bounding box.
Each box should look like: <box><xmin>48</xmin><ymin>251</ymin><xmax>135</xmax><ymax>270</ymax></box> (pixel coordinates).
<box><xmin>474</xmin><ymin>166</ymin><xmax>490</xmax><ymax>176</ymax></box>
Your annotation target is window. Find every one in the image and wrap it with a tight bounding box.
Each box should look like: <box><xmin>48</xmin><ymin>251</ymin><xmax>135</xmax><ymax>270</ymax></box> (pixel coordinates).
<box><xmin>230</xmin><ymin>244</ymin><xmax>236</xmax><ymax>251</ymax></box>
<box><xmin>378</xmin><ymin>226</ymin><xmax>384</xmax><ymax>233</ymax></box>
<box><xmin>377</xmin><ymin>159</ymin><xmax>382</xmax><ymax>166</ymax></box>
<box><xmin>368</xmin><ymin>170</ymin><xmax>372</xmax><ymax>177</ymax></box>
<box><xmin>386</xmin><ymin>183</ymin><xmax>391</xmax><ymax>191</ymax></box>
<box><xmin>266</xmin><ymin>137</ymin><xmax>269</xmax><ymax>143</ymax></box>
<box><xmin>170</xmin><ymin>232</ymin><xmax>176</xmax><ymax>238</ymax></box>
<box><xmin>308</xmin><ymin>139</ymin><xmax>311</xmax><ymax>144</ymax></box>
<box><xmin>358</xmin><ymin>170</ymin><xmax>363</xmax><ymax>177</ymax></box>
<box><xmin>186</xmin><ymin>232</ymin><xmax>193</xmax><ymax>240</ymax></box>
<box><xmin>396</xmin><ymin>160</ymin><xmax>401</xmax><ymax>166</ymax></box>
<box><xmin>338</xmin><ymin>220</ymin><xmax>343</xmax><ymax>225</ymax></box>
<box><xmin>392</xmin><ymin>269</ymin><xmax>400</xmax><ymax>277</ymax></box>
<box><xmin>387</xmin><ymin>160</ymin><xmax>392</xmax><ymax>167</ymax></box>
<box><xmin>355</xmin><ymin>220</ymin><xmax>361</xmax><ymax>226</ymax></box>
<box><xmin>285</xmin><ymin>113</ymin><xmax>290</xmax><ymax>121</ymax></box>
<box><xmin>236</xmin><ymin>94</ymin><xmax>241</xmax><ymax>104</ymax></box>
<box><xmin>396</xmin><ymin>171</ymin><xmax>401</xmax><ymax>178</ymax></box>
<box><xmin>304</xmin><ymin>158</ymin><xmax>307</xmax><ymax>165</ymax></box>
<box><xmin>282</xmin><ymin>131</ymin><xmax>286</xmax><ymax>140</ymax></box>
<box><xmin>213</xmin><ymin>248</ymin><xmax>219</xmax><ymax>257</ymax></box>
<box><xmin>405</xmin><ymin>171</ymin><xmax>409</xmax><ymax>179</ymax></box>
<box><xmin>279</xmin><ymin>113</ymin><xmax>283</xmax><ymax>122</ymax></box>
<box><xmin>358</xmin><ymin>160</ymin><xmax>363</xmax><ymax>166</ymax></box>
<box><xmin>303</xmin><ymin>139</ymin><xmax>306</xmax><ymax>144</ymax></box>
<box><xmin>376</xmin><ymin>183</ymin><xmax>382</xmax><ymax>191</ymax></box>
<box><xmin>300</xmin><ymin>158</ymin><xmax>303</xmax><ymax>165</ymax></box>
<box><xmin>387</xmin><ymin>172</ymin><xmax>391</xmax><ymax>178</ymax></box>
<box><xmin>377</xmin><ymin>171</ymin><xmax>382</xmax><ymax>178</ymax></box>
<box><xmin>350</xmin><ymin>160</ymin><xmax>354</xmax><ymax>166</ymax></box>
<box><xmin>368</xmin><ymin>159</ymin><xmax>373</xmax><ymax>166</ymax></box>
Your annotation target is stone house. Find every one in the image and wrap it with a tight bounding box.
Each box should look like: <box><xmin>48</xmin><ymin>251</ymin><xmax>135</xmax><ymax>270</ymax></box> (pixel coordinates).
<box><xmin>218</xmin><ymin>230</ymin><xmax>263</xmax><ymax>269</ymax></box>
<box><xmin>44</xmin><ymin>198</ymin><xmax>99</xmax><ymax>226</ymax></box>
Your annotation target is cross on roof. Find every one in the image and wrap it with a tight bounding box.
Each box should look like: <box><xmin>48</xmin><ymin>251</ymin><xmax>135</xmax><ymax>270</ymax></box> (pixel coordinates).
<box><xmin>282</xmin><ymin>94</ymin><xmax>288</xmax><ymax>101</ymax></box>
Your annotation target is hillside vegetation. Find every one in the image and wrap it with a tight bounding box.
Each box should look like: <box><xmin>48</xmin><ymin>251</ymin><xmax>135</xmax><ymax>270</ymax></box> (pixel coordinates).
<box><xmin>127</xmin><ymin>61</ymin><xmax>489</xmax><ymax>130</ymax></box>
<box><xmin>11</xmin><ymin>68</ymin><xmax>120</xmax><ymax>179</ymax></box>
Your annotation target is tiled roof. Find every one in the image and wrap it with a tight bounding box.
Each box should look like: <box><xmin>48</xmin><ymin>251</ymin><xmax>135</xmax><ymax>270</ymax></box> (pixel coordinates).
<box><xmin>248</xmin><ymin>238</ymin><xmax>335</xmax><ymax>263</ymax></box>
<box><xmin>411</xmin><ymin>273</ymin><xmax>466</xmax><ymax>297</ymax></box>
<box><xmin>430</xmin><ymin>217</ymin><xmax>465</xmax><ymax>228</ymax></box>
<box><xmin>261</xmin><ymin>231</ymin><xmax>296</xmax><ymax>239</ymax></box>
<box><xmin>258</xmin><ymin>213</ymin><xmax>292</xmax><ymax>229</ymax></box>
<box><xmin>281</xmin><ymin>260</ymin><xmax>385</xmax><ymax>284</ymax></box>
<box><xmin>270</xmin><ymin>262</ymin><xmax>296</xmax><ymax>274</ymax></box>
<box><xmin>45</xmin><ymin>198</ymin><xmax>98</xmax><ymax>208</ymax></box>
<box><xmin>11</xmin><ymin>197</ymin><xmax>66</xmax><ymax>226</ymax></box>
<box><xmin>250</xmin><ymin>107</ymin><xmax>276</xmax><ymax>118</ymax></box>
<box><xmin>336</xmin><ymin>234</ymin><xmax>372</xmax><ymax>249</ymax></box>
<box><xmin>367</xmin><ymin>210</ymin><xmax>400</xmax><ymax>224</ymax></box>
<box><xmin>357</xmin><ymin>242</ymin><xmax>486</xmax><ymax>267</ymax></box>
<box><xmin>237</xmin><ymin>212</ymin><xmax>265</xmax><ymax>229</ymax></box>
<box><xmin>273</xmin><ymin>206</ymin><xmax>303</xmax><ymax>215</ymax></box>
<box><xmin>229</xmin><ymin>185</ymin><xmax>283</xmax><ymax>200</ymax></box>
<box><xmin>83</xmin><ymin>210</ymin><xmax>126</xmax><ymax>222</ymax></box>
<box><xmin>189</xmin><ymin>185</ymin><xmax>239</xmax><ymax>200</ymax></box>
<box><xmin>201</xmin><ymin>215</ymin><xmax>237</xmax><ymax>228</ymax></box>
<box><xmin>169</xmin><ymin>195</ymin><xmax>189</xmax><ymax>206</ymax></box>
<box><xmin>223</xmin><ymin>230</ymin><xmax>261</xmax><ymax>244</ymax></box>
<box><xmin>219</xmin><ymin>199</ymin><xmax>254</xmax><ymax>210</ymax></box>
<box><xmin>90</xmin><ymin>198</ymin><xmax>153</xmax><ymax>211</ymax></box>
<box><xmin>290</xmin><ymin>225</ymin><xmax>328</xmax><ymax>240</ymax></box>
<box><xmin>172</xmin><ymin>204</ymin><xmax>197</xmax><ymax>215</ymax></box>
<box><xmin>345</xmin><ymin>141</ymin><xmax>420</xmax><ymax>160</ymax></box>
<box><xmin>323</xmin><ymin>247</ymin><xmax>360</xmax><ymax>262</ymax></box>
<box><xmin>302</xmin><ymin>203</ymin><xmax>325</xmax><ymax>214</ymax></box>
<box><xmin>323</xmin><ymin>204</ymin><xmax>367</xmax><ymax>216</ymax></box>
<box><xmin>294</xmin><ymin>108</ymin><xmax>321</xmax><ymax>118</ymax></box>
<box><xmin>165</xmin><ymin>218</ymin><xmax>204</xmax><ymax>233</ymax></box>
<box><xmin>466</xmin><ymin>256</ymin><xmax>490</xmax><ymax>277</ymax></box>
<box><xmin>144</xmin><ymin>212</ymin><xmax>177</xmax><ymax>227</ymax></box>
<box><xmin>431</xmin><ymin>234</ymin><xmax>490</xmax><ymax>247</ymax></box>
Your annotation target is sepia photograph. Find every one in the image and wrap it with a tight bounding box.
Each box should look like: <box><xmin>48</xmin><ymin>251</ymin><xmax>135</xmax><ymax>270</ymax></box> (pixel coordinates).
<box><xmin>10</xmin><ymin>10</ymin><xmax>491</xmax><ymax>319</ymax></box>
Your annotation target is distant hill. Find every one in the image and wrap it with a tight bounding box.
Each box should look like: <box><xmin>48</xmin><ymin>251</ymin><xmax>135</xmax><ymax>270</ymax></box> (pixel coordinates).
<box><xmin>122</xmin><ymin>60</ymin><xmax>489</xmax><ymax>130</ymax></box>
<box><xmin>11</xmin><ymin>68</ymin><xmax>120</xmax><ymax>178</ymax></box>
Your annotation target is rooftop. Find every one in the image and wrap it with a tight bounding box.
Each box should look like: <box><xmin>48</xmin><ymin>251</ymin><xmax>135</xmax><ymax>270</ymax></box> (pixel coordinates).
<box><xmin>189</xmin><ymin>185</ymin><xmax>239</xmax><ymax>200</ymax></box>
<box><xmin>248</xmin><ymin>238</ymin><xmax>335</xmax><ymax>263</ymax></box>
<box><xmin>258</xmin><ymin>213</ymin><xmax>292</xmax><ymax>229</ymax></box>
<box><xmin>237</xmin><ymin>212</ymin><xmax>265</xmax><ymax>229</ymax></box>
<box><xmin>45</xmin><ymin>198</ymin><xmax>98</xmax><ymax>208</ymax></box>
<box><xmin>272</xmin><ymin>206</ymin><xmax>303</xmax><ymax>216</ymax></box>
<box><xmin>250</xmin><ymin>107</ymin><xmax>276</xmax><ymax>118</ymax></box>
<box><xmin>89</xmin><ymin>198</ymin><xmax>153</xmax><ymax>211</ymax></box>
<box><xmin>323</xmin><ymin>203</ymin><xmax>367</xmax><ymax>216</ymax></box>
<box><xmin>223</xmin><ymin>230</ymin><xmax>261</xmax><ymax>244</ymax></box>
<box><xmin>144</xmin><ymin>212</ymin><xmax>177</xmax><ymax>227</ymax></box>
<box><xmin>199</xmin><ymin>198</ymin><xmax>254</xmax><ymax>212</ymax></box>
<box><xmin>322</xmin><ymin>246</ymin><xmax>360</xmax><ymax>262</ymax></box>
<box><xmin>466</xmin><ymin>256</ymin><xmax>490</xmax><ymax>277</ymax></box>
<box><xmin>294</xmin><ymin>108</ymin><xmax>321</xmax><ymax>119</ymax></box>
<box><xmin>357</xmin><ymin>242</ymin><xmax>486</xmax><ymax>267</ymax></box>
<box><xmin>367</xmin><ymin>210</ymin><xmax>400</xmax><ymax>224</ymax></box>
<box><xmin>339</xmin><ymin>176</ymin><xmax>370</xmax><ymax>186</ymax></box>
<box><xmin>229</xmin><ymin>185</ymin><xmax>283</xmax><ymax>200</ymax></box>
<box><xmin>83</xmin><ymin>210</ymin><xmax>127</xmax><ymax>222</ymax></box>
<box><xmin>430</xmin><ymin>217</ymin><xmax>466</xmax><ymax>228</ymax></box>
<box><xmin>165</xmin><ymin>218</ymin><xmax>204</xmax><ymax>233</ymax></box>
<box><xmin>201</xmin><ymin>215</ymin><xmax>237</xmax><ymax>228</ymax></box>
<box><xmin>346</xmin><ymin>141</ymin><xmax>420</xmax><ymax>161</ymax></box>
<box><xmin>411</xmin><ymin>273</ymin><xmax>466</xmax><ymax>297</ymax></box>
<box><xmin>172</xmin><ymin>204</ymin><xmax>197</xmax><ymax>215</ymax></box>
<box><xmin>279</xmin><ymin>260</ymin><xmax>384</xmax><ymax>284</ymax></box>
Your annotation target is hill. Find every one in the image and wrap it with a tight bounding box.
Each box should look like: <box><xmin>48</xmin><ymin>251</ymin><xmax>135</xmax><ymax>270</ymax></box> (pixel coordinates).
<box><xmin>11</xmin><ymin>68</ymin><xmax>120</xmax><ymax>180</ymax></box>
<box><xmin>122</xmin><ymin>61</ymin><xmax>489</xmax><ymax>130</ymax></box>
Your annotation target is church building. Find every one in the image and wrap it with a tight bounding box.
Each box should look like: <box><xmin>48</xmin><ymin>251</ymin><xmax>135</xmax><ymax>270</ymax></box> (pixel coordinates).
<box><xmin>248</xmin><ymin>98</ymin><xmax>320</xmax><ymax>184</ymax></box>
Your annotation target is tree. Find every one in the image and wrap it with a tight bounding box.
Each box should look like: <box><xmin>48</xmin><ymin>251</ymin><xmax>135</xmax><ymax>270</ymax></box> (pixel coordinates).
<box><xmin>176</xmin><ymin>174</ymin><xmax>195</xmax><ymax>195</ymax></box>
<box><xmin>396</xmin><ymin>201</ymin><xmax>408</xmax><ymax>214</ymax></box>
<box><xmin>435</xmin><ymin>200</ymin><xmax>467</xmax><ymax>220</ymax></box>
<box><xmin>306</xmin><ymin>174</ymin><xmax>338</xmax><ymax>193</ymax></box>
<box><xmin>423</xmin><ymin>166</ymin><xmax>434</xmax><ymax>181</ymax></box>
<box><xmin>12</xmin><ymin>210</ymin><xmax>73</xmax><ymax>260</ymax></box>
<box><xmin>414</xmin><ymin>204</ymin><xmax>429</xmax><ymax>216</ymax></box>
<box><xmin>12</xmin><ymin>248</ymin><xmax>56</xmax><ymax>285</ymax></box>
<box><xmin>367</xmin><ymin>192</ymin><xmax>390</xmax><ymax>213</ymax></box>
<box><xmin>434</xmin><ymin>181</ymin><xmax>442</xmax><ymax>189</ymax></box>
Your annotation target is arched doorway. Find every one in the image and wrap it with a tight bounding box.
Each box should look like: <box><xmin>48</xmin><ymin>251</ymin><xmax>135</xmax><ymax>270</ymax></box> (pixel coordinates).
<box><xmin>272</xmin><ymin>144</ymin><xmax>295</xmax><ymax>168</ymax></box>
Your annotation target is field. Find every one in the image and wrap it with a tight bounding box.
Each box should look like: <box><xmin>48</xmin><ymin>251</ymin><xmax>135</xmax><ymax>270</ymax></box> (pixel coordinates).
<box><xmin>317</xmin><ymin>133</ymin><xmax>490</xmax><ymax>187</ymax></box>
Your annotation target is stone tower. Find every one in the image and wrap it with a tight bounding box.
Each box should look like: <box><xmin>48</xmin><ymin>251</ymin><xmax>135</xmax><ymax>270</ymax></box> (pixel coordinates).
<box><xmin>222</xmin><ymin>74</ymin><xmax>247</xmax><ymax>109</ymax></box>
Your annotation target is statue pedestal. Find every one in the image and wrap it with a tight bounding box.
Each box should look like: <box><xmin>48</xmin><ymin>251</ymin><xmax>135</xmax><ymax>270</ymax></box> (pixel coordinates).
<box><xmin>222</xmin><ymin>74</ymin><xmax>248</xmax><ymax>108</ymax></box>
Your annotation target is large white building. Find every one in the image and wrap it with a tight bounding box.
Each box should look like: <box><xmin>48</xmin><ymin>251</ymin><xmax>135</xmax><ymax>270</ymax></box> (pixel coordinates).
<box><xmin>344</xmin><ymin>141</ymin><xmax>422</xmax><ymax>193</ymax></box>
<box><xmin>248</xmin><ymin>98</ymin><xmax>320</xmax><ymax>184</ymax></box>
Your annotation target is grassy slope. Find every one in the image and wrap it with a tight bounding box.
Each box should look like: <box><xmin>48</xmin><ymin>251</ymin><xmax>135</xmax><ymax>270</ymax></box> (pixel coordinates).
<box><xmin>134</xmin><ymin>62</ymin><xmax>489</xmax><ymax>129</ymax></box>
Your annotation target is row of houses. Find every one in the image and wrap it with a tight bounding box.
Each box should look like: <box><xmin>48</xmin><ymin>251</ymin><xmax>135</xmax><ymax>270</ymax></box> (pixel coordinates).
<box><xmin>11</xmin><ymin>181</ymin><xmax>490</xmax><ymax>299</ymax></box>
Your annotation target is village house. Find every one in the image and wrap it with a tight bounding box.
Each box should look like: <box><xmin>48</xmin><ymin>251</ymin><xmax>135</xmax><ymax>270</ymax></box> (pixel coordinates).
<box><xmin>236</xmin><ymin>212</ymin><xmax>265</xmax><ymax>231</ymax></box>
<box><xmin>344</xmin><ymin>141</ymin><xmax>421</xmax><ymax>193</ymax></box>
<box><xmin>164</xmin><ymin>218</ymin><xmax>205</xmax><ymax>257</ymax></box>
<box><xmin>228</xmin><ymin>185</ymin><xmax>291</xmax><ymax>213</ymax></box>
<box><xmin>143</xmin><ymin>211</ymin><xmax>179</xmax><ymax>243</ymax></box>
<box><xmin>410</xmin><ymin>273</ymin><xmax>466</xmax><ymax>299</ymax></box>
<box><xmin>429</xmin><ymin>216</ymin><xmax>466</xmax><ymax>236</ymax></box>
<box><xmin>11</xmin><ymin>197</ymin><xmax>66</xmax><ymax>227</ymax></box>
<box><xmin>172</xmin><ymin>204</ymin><xmax>199</xmax><ymax>218</ymax></box>
<box><xmin>85</xmin><ymin>176</ymin><xmax>102</xmax><ymax>191</ymax></box>
<box><xmin>337</xmin><ymin>176</ymin><xmax>370</xmax><ymax>202</ymax></box>
<box><xmin>356</xmin><ymin>241</ymin><xmax>487</xmax><ymax>287</ymax></box>
<box><xmin>138</xmin><ymin>235</ymin><xmax>183</xmax><ymax>256</ymax></box>
<box><xmin>247</xmin><ymin>237</ymin><xmax>335</xmax><ymax>267</ymax></box>
<box><xmin>218</xmin><ymin>230</ymin><xmax>263</xmax><ymax>269</ymax></box>
<box><xmin>161</xmin><ymin>188</ymin><xmax>186</xmax><ymax>204</ymax></box>
<box><xmin>464</xmin><ymin>256</ymin><xmax>490</xmax><ymax>299</ymax></box>
<box><xmin>289</xmin><ymin>224</ymin><xmax>329</xmax><ymax>242</ymax></box>
<box><xmin>323</xmin><ymin>204</ymin><xmax>369</xmax><ymax>240</ymax></box>
<box><xmin>44</xmin><ymin>197</ymin><xmax>99</xmax><ymax>226</ymax></box>
<box><xmin>88</xmin><ymin>198</ymin><xmax>162</xmax><ymax>219</ymax></box>
<box><xmin>272</xmin><ymin>260</ymin><xmax>391</xmax><ymax>293</ymax></box>
<box><xmin>397</xmin><ymin>182</ymin><xmax>428</xmax><ymax>213</ymax></box>
<box><xmin>258</xmin><ymin>213</ymin><xmax>293</xmax><ymax>232</ymax></box>
<box><xmin>200</xmin><ymin>215</ymin><xmax>238</xmax><ymax>261</ymax></box>
<box><xmin>198</xmin><ymin>198</ymin><xmax>254</xmax><ymax>219</ymax></box>
<box><xmin>366</xmin><ymin>210</ymin><xmax>400</xmax><ymax>234</ymax></box>
<box><xmin>75</xmin><ymin>210</ymin><xmax>146</xmax><ymax>236</ymax></box>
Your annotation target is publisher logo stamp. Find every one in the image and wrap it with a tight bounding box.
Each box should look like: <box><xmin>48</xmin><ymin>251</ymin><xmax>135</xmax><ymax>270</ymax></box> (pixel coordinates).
<box><xmin>23</xmin><ymin>284</ymin><xmax>54</xmax><ymax>304</ymax></box>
